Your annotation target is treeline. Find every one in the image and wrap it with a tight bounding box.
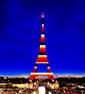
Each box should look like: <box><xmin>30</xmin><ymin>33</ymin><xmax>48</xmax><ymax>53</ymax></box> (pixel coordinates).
<box><xmin>0</xmin><ymin>76</ymin><xmax>85</xmax><ymax>84</ymax></box>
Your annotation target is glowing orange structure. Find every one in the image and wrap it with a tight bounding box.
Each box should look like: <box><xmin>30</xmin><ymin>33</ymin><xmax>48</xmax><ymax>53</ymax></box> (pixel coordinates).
<box><xmin>29</xmin><ymin>14</ymin><xmax>54</xmax><ymax>82</ymax></box>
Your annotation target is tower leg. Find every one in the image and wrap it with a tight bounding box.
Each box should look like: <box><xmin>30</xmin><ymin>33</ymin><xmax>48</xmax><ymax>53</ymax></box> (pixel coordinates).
<box><xmin>29</xmin><ymin>75</ymin><xmax>38</xmax><ymax>82</ymax></box>
<box><xmin>47</xmin><ymin>75</ymin><xmax>54</xmax><ymax>82</ymax></box>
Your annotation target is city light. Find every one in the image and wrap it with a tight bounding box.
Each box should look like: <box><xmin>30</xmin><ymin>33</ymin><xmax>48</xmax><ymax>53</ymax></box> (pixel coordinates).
<box><xmin>38</xmin><ymin>86</ymin><xmax>45</xmax><ymax>94</ymax></box>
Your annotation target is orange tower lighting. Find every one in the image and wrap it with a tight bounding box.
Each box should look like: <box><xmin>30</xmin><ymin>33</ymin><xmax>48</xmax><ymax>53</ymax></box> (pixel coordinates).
<box><xmin>29</xmin><ymin>13</ymin><xmax>54</xmax><ymax>82</ymax></box>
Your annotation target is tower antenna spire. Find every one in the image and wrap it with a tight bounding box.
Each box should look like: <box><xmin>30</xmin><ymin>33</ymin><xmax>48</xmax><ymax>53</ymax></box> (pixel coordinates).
<box><xmin>41</xmin><ymin>12</ymin><xmax>44</xmax><ymax>18</ymax></box>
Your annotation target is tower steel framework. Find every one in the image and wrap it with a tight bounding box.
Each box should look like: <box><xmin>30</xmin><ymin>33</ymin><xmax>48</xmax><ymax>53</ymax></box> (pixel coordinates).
<box><xmin>29</xmin><ymin>14</ymin><xmax>54</xmax><ymax>82</ymax></box>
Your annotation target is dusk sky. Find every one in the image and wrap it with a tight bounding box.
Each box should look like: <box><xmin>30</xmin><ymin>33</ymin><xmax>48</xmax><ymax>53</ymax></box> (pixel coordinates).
<box><xmin>0</xmin><ymin>0</ymin><xmax>85</xmax><ymax>76</ymax></box>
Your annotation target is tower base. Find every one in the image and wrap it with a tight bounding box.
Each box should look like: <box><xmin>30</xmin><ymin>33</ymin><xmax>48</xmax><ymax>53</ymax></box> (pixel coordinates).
<box><xmin>29</xmin><ymin>73</ymin><xmax>54</xmax><ymax>82</ymax></box>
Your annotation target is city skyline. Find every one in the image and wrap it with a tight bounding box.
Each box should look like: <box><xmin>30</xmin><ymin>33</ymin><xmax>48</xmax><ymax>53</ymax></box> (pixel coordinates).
<box><xmin>0</xmin><ymin>0</ymin><xmax>85</xmax><ymax>76</ymax></box>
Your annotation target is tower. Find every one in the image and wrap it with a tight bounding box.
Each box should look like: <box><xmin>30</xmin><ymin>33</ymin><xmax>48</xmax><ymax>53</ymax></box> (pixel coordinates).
<box><xmin>29</xmin><ymin>14</ymin><xmax>54</xmax><ymax>82</ymax></box>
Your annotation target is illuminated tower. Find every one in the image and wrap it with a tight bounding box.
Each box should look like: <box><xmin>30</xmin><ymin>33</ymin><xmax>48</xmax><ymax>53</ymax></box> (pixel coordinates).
<box><xmin>29</xmin><ymin>13</ymin><xmax>54</xmax><ymax>82</ymax></box>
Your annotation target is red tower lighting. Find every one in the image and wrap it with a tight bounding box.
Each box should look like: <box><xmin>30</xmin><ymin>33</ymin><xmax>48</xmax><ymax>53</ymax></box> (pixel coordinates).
<box><xmin>29</xmin><ymin>14</ymin><xmax>54</xmax><ymax>82</ymax></box>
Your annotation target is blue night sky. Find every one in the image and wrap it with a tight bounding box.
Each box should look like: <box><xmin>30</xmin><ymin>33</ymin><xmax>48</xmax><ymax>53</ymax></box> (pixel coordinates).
<box><xmin>0</xmin><ymin>0</ymin><xmax>85</xmax><ymax>76</ymax></box>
